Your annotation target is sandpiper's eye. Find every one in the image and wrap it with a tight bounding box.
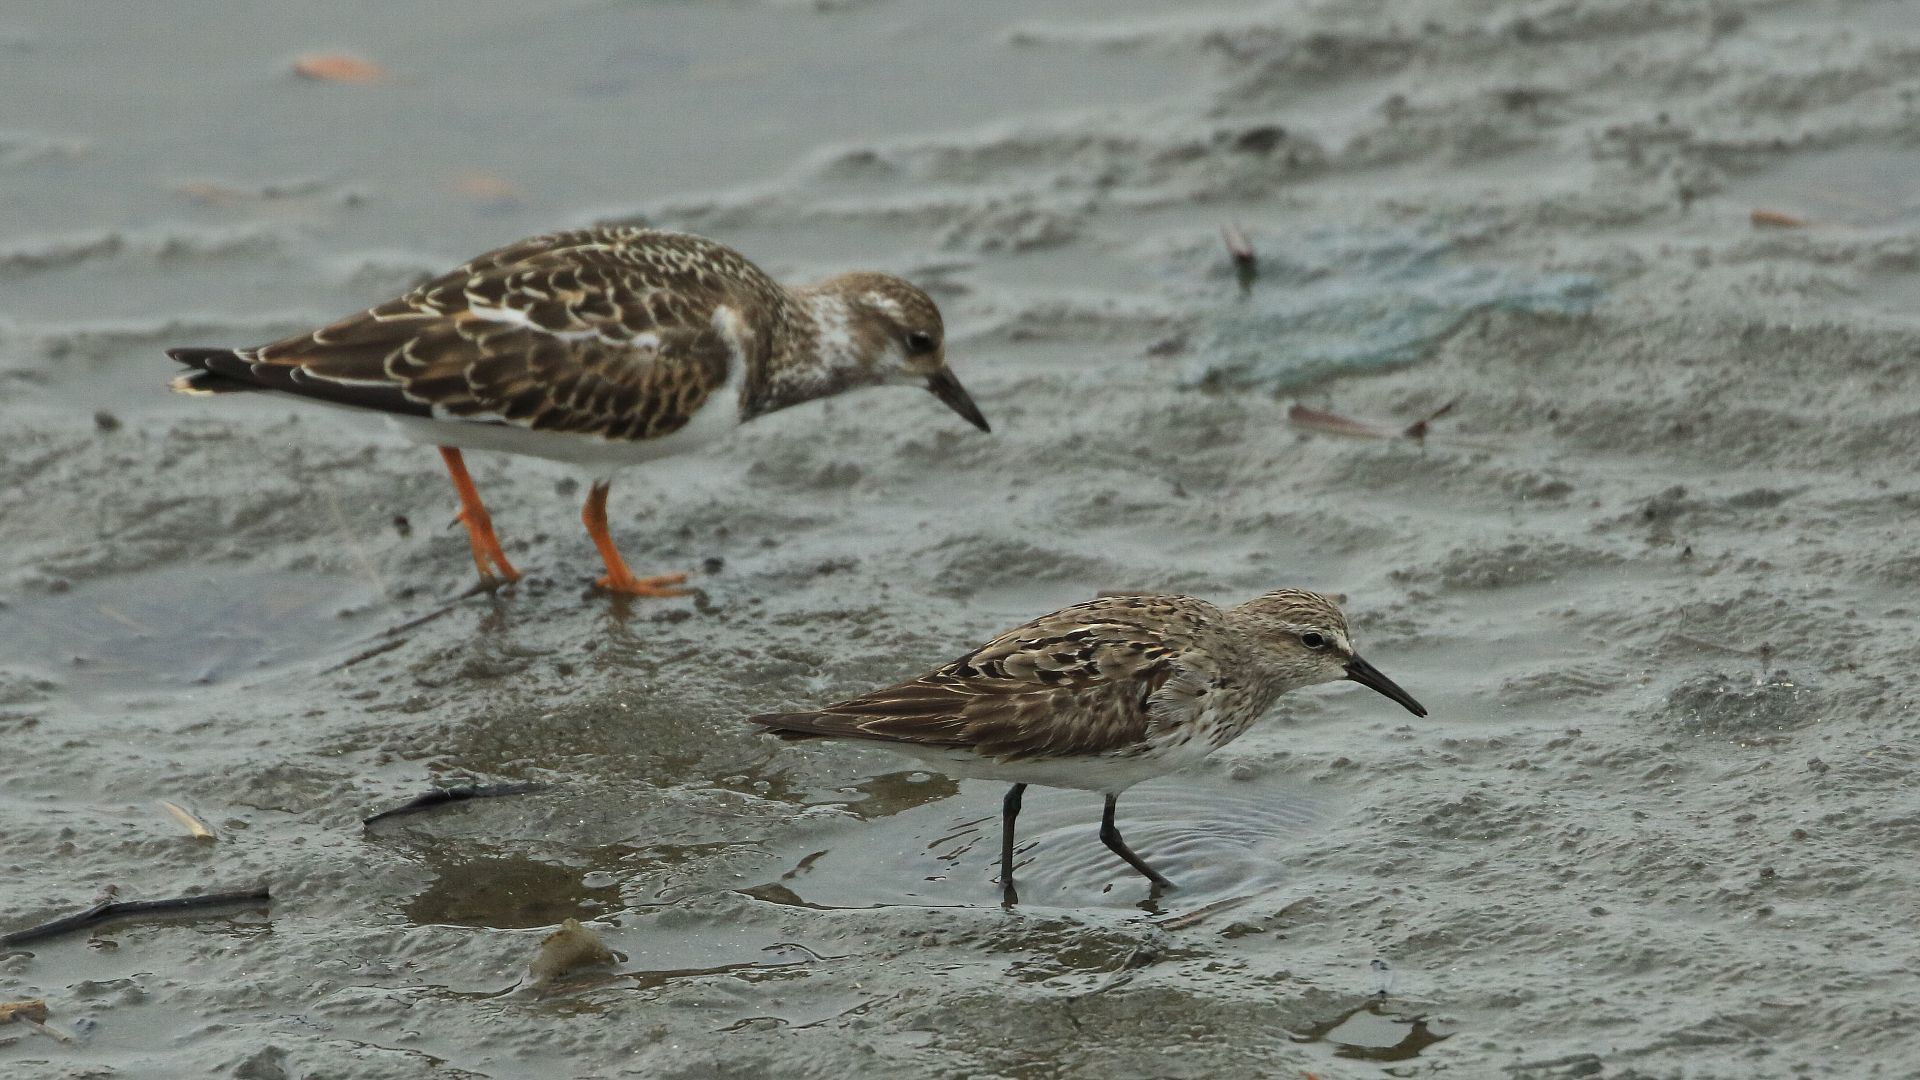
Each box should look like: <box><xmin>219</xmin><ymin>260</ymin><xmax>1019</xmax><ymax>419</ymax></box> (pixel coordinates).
<box><xmin>1300</xmin><ymin>632</ymin><xmax>1327</xmax><ymax>649</ymax></box>
<box><xmin>904</xmin><ymin>331</ymin><xmax>938</xmax><ymax>355</ymax></box>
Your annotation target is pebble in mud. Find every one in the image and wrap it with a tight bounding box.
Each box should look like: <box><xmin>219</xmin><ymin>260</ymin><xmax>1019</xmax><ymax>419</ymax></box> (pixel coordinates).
<box><xmin>528</xmin><ymin>918</ymin><xmax>619</xmax><ymax>985</ymax></box>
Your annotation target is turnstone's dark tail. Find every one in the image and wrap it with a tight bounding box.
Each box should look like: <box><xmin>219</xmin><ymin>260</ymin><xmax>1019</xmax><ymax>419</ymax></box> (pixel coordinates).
<box><xmin>166</xmin><ymin>345</ymin><xmax>431</xmax><ymax>416</ymax></box>
<box><xmin>166</xmin><ymin>347</ymin><xmax>253</xmax><ymax>395</ymax></box>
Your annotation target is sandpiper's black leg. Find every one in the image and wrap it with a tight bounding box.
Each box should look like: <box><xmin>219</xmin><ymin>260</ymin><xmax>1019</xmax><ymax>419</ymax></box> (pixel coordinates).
<box><xmin>1000</xmin><ymin>783</ymin><xmax>1026</xmax><ymax>907</ymax></box>
<box><xmin>1100</xmin><ymin>794</ymin><xmax>1172</xmax><ymax>890</ymax></box>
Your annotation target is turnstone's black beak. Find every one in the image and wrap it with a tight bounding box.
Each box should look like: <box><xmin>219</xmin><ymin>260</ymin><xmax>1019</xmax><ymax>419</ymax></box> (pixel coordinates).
<box><xmin>927</xmin><ymin>368</ymin><xmax>991</xmax><ymax>433</ymax></box>
<box><xmin>1345</xmin><ymin>654</ymin><xmax>1427</xmax><ymax>717</ymax></box>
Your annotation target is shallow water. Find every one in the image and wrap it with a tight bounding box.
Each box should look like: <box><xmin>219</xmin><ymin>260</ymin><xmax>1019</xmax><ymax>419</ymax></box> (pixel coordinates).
<box><xmin>6</xmin><ymin>0</ymin><xmax>1920</xmax><ymax>1077</ymax></box>
<box><xmin>742</xmin><ymin>773</ymin><xmax>1328</xmax><ymax>912</ymax></box>
<box><xmin>0</xmin><ymin>567</ymin><xmax>378</xmax><ymax>703</ymax></box>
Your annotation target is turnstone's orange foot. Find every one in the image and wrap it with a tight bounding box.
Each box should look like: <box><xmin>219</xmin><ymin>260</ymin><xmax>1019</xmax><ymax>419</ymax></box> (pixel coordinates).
<box><xmin>580</xmin><ymin>480</ymin><xmax>688</xmax><ymax>597</ymax></box>
<box><xmin>439</xmin><ymin>447</ymin><xmax>520</xmax><ymax>585</ymax></box>
<box><xmin>751</xmin><ymin>588</ymin><xmax>1428</xmax><ymax>906</ymax></box>
<box><xmin>164</xmin><ymin>226</ymin><xmax>992</xmax><ymax>591</ymax></box>
<box><xmin>595</xmin><ymin>571</ymin><xmax>690</xmax><ymax>598</ymax></box>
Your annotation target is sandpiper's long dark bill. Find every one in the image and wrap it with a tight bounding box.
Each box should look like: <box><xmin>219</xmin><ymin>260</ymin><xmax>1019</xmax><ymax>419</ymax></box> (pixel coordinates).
<box><xmin>1344</xmin><ymin>653</ymin><xmax>1426</xmax><ymax>717</ymax></box>
<box><xmin>751</xmin><ymin>587</ymin><xmax>1425</xmax><ymax>905</ymax></box>
<box><xmin>165</xmin><ymin>226</ymin><xmax>989</xmax><ymax>595</ymax></box>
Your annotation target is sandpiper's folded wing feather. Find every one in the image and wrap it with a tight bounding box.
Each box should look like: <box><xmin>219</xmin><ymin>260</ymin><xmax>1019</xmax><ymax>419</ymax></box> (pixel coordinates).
<box><xmin>751</xmin><ymin>594</ymin><xmax>1233</xmax><ymax>761</ymax></box>
<box><xmin>168</xmin><ymin>228</ymin><xmax>770</xmax><ymax>441</ymax></box>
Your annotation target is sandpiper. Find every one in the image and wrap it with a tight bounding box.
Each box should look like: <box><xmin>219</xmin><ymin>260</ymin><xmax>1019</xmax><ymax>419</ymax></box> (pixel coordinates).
<box><xmin>751</xmin><ymin>589</ymin><xmax>1426</xmax><ymax>905</ymax></box>
<box><xmin>167</xmin><ymin>226</ymin><xmax>989</xmax><ymax>595</ymax></box>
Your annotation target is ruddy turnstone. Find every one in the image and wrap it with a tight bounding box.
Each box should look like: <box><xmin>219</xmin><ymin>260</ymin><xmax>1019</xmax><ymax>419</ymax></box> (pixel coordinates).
<box><xmin>752</xmin><ymin>588</ymin><xmax>1425</xmax><ymax>905</ymax></box>
<box><xmin>167</xmin><ymin>227</ymin><xmax>990</xmax><ymax>595</ymax></box>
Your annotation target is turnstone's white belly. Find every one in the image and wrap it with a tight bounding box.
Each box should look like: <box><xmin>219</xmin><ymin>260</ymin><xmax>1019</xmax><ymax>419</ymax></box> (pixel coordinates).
<box><xmin>384</xmin><ymin>356</ymin><xmax>745</xmax><ymax>469</ymax></box>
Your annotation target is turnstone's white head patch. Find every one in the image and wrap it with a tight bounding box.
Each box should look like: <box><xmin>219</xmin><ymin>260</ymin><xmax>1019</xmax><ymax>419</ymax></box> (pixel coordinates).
<box><xmin>792</xmin><ymin>272</ymin><xmax>989</xmax><ymax>432</ymax></box>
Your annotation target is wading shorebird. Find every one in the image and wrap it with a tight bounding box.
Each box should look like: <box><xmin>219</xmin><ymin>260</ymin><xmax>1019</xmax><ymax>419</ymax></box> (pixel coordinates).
<box><xmin>167</xmin><ymin>226</ymin><xmax>989</xmax><ymax>595</ymax></box>
<box><xmin>751</xmin><ymin>588</ymin><xmax>1426</xmax><ymax>905</ymax></box>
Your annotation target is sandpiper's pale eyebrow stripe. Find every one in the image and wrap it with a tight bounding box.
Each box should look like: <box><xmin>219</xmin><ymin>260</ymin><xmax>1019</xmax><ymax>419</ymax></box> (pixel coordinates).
<box><xmin>751</xmin><ymin>587</ymin><xmax>1425</xmax><ymax>906</ymax></box>
<box><xmin>164</xmin><ymin>226</ymin><xmax>990</xmax><ymax>596</ymax></box>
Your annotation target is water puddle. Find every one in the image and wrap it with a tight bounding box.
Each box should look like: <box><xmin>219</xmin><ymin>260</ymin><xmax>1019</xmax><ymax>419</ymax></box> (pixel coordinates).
<box><xmin>1177</xmin><ymin>222</ymin><xmax>1599</xmax><ymax>392</ymax></box>
<box><xmin>832</xmin><ymin>769</ymin><xmax>964</xmax><ymax>820</ymax></box>
<box><xmin>0</xmin><ymin>567</ymin><xmax>380</xmax><ymax>701</ymax></box>
<box><xmin>1289</xmin><ymin>997</ymin><xmax>1454</xmax><ymax>1066</ymax></box>
<box><xmin>405</xmin><ymin>853</ymin><xmax>618</xmax><ymax>930</ymax></box>
<box><xmin>742</xmin><ymin>773</ymin><xmax>1328</xmax><ymax>914</ymax></box>
<box><xmin>394</xmin><ymin>829</ymin><xmax>781</xmax><ymax>930</ymax></box>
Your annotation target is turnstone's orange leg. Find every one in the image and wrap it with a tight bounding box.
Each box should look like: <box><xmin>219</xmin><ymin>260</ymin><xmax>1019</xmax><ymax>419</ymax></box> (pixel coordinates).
<box><xmin>437</xmin><ymin>446</ymin><xmax>520</xmax><ymax>585</ymax></box>
<box><xmin>582</xmin><ymin>480</ymin><xmax>689</xmax><ymax>597</ymax></box>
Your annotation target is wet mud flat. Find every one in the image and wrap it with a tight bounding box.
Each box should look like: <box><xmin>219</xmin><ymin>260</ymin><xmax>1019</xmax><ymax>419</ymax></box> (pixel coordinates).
<box><xmin>5</xmin><ymin>0</ymin><xmax>1920</xmax><ymax>1077</ymax></box>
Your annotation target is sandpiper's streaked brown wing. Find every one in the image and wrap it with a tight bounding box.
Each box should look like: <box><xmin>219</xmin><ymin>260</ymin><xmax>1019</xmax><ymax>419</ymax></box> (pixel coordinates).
<box><xmin>751</xmin><ymin>594</ymin><xmax>1231</xmax><ymax>760</ymax></box>
<box><xmin>168</xmin><ymin>228</ymin><xmax>760</xmax><ymax>441</ymax></box>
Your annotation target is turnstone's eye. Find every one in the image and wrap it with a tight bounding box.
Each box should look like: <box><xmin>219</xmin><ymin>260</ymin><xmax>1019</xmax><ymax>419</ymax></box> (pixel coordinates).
<box><xmin>1299</xmin><ymin>632</ymin><xmax>1326</xmax><ymax>649</ymax></box>
<box><xmin>904</xmin><ymin>331</ymin><xmax>938</xmax><ymax>355</ymax></box>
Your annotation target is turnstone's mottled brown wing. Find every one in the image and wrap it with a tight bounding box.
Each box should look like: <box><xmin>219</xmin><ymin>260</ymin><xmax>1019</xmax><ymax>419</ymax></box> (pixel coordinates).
<box><xmin>751</xmin><ymin>595</ymin><xmax>1232</xmax><ymax>761</ymax></box>
<box><xmin>169</xmin><ymin>228</ymin><xmax>761</xmax><ymax>441</ymax></box>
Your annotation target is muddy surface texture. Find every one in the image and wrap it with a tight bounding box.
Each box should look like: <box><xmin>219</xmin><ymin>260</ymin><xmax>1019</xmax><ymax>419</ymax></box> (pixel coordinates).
<box><xmin>3</xmin><ymin>1</ymin><xmax>1918</xmax><ymax>1077</ymax></box>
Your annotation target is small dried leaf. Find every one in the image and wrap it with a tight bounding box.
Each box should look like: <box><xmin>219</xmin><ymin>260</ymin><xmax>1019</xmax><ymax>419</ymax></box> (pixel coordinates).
<box><xmin>1749</xmin><ymin>208</ymin><xmax>1807</xmax><ymax>229</ymax></box>
<box><xmin>18</xmin><ymin>1016</ymin><xmax>73</xmax><ymax>1043</ymax></box>
<box><xmin>449</xmin><ymin>172</ymin><xmax>523</xmax><ymax>209</ymax></box>
<box><xmin>95</xmin><ymin>604</ymin><xmax>151</xmax><ymax>634</ymax></box>
<box><xmin>177</xmin><ymin>177</ymin><xmax>334</xmax><ymax>207</ymax></box>
<box><xmin>157</xmin><ymin>799</ymin><xmax>216</xmax><ymax>840</ymax></box>
<box><xmin>293</xmin><ymin>54</ymin><xmax>386</xmax><ymax>84</ymax></box>
<box><xmin>1220</xmin><ymin>222</ymin><xmax>1255</xmax><ymax>262</ymax></box>
<box><xmin>176</xmin><ymin>181</ymin><xmax>249</xmax><ymax>207</ymax></box>
<box><xmin>1287</xmin><ymin>404</ymin><xmax>1394</xmax><ymax>439</ymax></box>
<box><xmin>1221</xmin><ymin>222</ymin><xmax>1258</xmax><ymax>289</ymax></box>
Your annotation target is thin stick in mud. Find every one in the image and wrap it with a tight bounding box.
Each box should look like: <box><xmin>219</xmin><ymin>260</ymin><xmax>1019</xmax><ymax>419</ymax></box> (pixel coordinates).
<box><xmin>1</xmin><ymin>887</ymin><xmax>271</xmax><ymax>947</ymax></box>
<box><xmin>362</xmin><ymin>781</ymin><xmax>549</xmax><ymax>828</ymax></box>
<box><xmin>320</xmin><ymin>580</ymin><xmax>498</xmax><ymax>674</ymax></box>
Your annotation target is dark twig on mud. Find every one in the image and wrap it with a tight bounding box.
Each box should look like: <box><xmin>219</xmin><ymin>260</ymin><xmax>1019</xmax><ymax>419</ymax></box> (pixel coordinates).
<box><xmin>322</xmin><ymin>580</ymin><xmax>497</xmax><ymax>673</ymax></box>
<box><xmin>362</xmin><ymin>782</ymin><xmax>549</xmax><ymax>828</ymax></box>
<box><xmin>1</xmin><ymin>888</ymin><xmax>271</xmax><ymax>947</ymax></box>
<box><xmin>322</xmin><ymin>636</ymin><xmax>409</xmax><ymax>673</ymax></box>
<box><xmin>1402</xmin><ymin>398</ymin><xmax>1458</xmax><ymax>440</ymax></box>
<box><xmin>385</xmin><ymin>580</ymin><xmax>497</xmax><ymax>635</ymax></box>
